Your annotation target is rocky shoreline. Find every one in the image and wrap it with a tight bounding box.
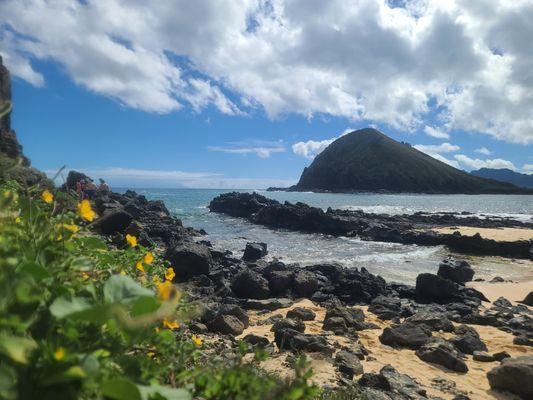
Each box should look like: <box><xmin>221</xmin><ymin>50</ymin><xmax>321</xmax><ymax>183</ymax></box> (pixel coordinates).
<box><xmin>80</xmin><ymin>178</ymin><xmax>533</xmax><ymax>399</ymax></box>
<box><xmin>208</xmin><ymin>192</ymin><xmax>533</xmax><ymax>259</ymax></box>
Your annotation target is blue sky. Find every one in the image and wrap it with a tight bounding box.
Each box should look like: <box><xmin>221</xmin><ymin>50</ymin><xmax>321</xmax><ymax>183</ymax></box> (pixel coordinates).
<box><xmin>3</xmin><ymin>1</ymin><xmax>533</xmax><ymax>188</ymax></box>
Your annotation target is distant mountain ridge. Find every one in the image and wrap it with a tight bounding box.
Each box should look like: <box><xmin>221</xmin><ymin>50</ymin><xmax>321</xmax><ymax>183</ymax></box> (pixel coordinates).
<box><xmin>284</xmin><ymin>128</ymin><xmax>530</xmax><ymax>194</ymax></box>
<box><xmin>471</xmin><ymin>168</ymin><xmax>533</xmax><ymax>189</ymax></box>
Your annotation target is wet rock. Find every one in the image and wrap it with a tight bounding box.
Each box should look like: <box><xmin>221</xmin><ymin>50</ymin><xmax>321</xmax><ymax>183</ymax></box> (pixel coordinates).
<box><xmin>359</xmin><ymin>365</ymin><xmax>428</xmax><ymax>399</ymax></box>
<box><xmin>415</xmin><ymin>273</ymin><xmax>460</xmax><ymax>302</ymax></box>
<box><xmin>242</xmin><ymin>242</ymin><xmax>267</xmax><ymax>262</ymax></box>
<box><xmin>473</xmin><ymin>351</ymin><xmax>495</xmax><ymax>362</ymax></box>
<box><xmin>405</xmin><ymin>311</ymin><xmax>455</xmax><ymax>332</ymax></box>
<box><xmin>487</xmin><ymin>355</ymin><xmax>533</xmax><ymax>399</ymax></box>
<box><xmin>208</xmin><ymin>315</ymin><xmax>245</xmax><ymax>336</ymax></box>
<box><xmin>437</xmin><ymin>257</ymin><xmax>474</xmax><ymax>284</ymax></box>
<box><xmin>416</xmin><ymin>337</ymin><xmax>468</xmax><ymax>372</ymax></box>
<box><xmin>335</xmin><ymin>350</ymin><xmax>364</xmax><ymax>378</ymax></box>
<box><xmin>368</xmin><ymin>295</ymin><xmax>401</xmax><ymax>320</ymax></box>
<box><xmin>379</xmin><ymin>322</ymin><xmax>431</xmax><ymax>349</ymax></box>
<box><xmin>243</xmin><ymin>333</ymin><xmax>270</xmax><ymax>347</ymax></box>
<box><xmin>268</xmin><ymin>271</ymin><xmax>294</xmax><ymax>295</ymax></box>
<box><xmin>449</xmin><ymin>325</ymin><xmax>487</xmax><ymax>354</ymax></box>
<box><xmin>246</xmin><ymin>298</ymin><xmax>293</xmax><ymax>311</ymax></box>
<box><xmin>231</xmin><ymin>270</ymin><xmax>270</xmax><ymax>299</ymax></box>
<box><xmin>520</xmin><ymin>291</ymin><xmax>533</xmax><ymax>306</ymax></box>
<box><xmin>165</xmin><ymin>241</ymin><xmax>213</xmax><ymax>278</ymax></box>
<box><xmin>293</xmin><ymin>270</ymin><xmax>319</xmax><ymax>297</ymax></box>
<box><xmin>286</xmin><ymin>307</ymin><xmax>316</xmax><ymax>321</ymax></box>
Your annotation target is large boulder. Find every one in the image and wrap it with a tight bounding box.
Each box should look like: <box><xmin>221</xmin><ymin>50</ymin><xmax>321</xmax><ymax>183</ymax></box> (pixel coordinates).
<box><xmin>520</xmin><ymin>291</ymin><xmax>533</xmax><ymax>306</ymax></box>
<box><xmin>242</xmin><ymin>242</ymin><xmax>268</xmax><ymax>261</ymax></box>
<box><xmin>335</xmin><ymin>350</ymin><xmax>364</xmax><ymax>378</ymax></box>
<box><xmin>449</xmin><ymin>325</ymin><xmax>487</xmax><ymax>354</ymax></box>
<box><xmin>287</xmin><ymin>307</ymin><xmax>316</xmax><ymax>321</ymax></box>
<box><xmin>437</xmin><ymin>257</ymin><xmax>475</xmax><ymax>284</ymax></box>
<box><xmin>487</xmin><ymin>356</ymin><xmax>533</xmax><ymax>399</ymax></box>
<box><xmin>359</xmin><ymin>365</ymin><xmax>428</xmax><ymax>400</ymax></box>
<box><xmin>416</xmin><ymin>338</ymin><xmax>468</xmax><ymax>373</ymax></box>
<box><xmin>93</xmin><ymin>209</ymin><xmax>133</xmax><ymax>235</ymax></box>
<box><xmin>368</xmin><ymin>295</ymin><xmax>401</xmax><ymax>320</ymax></box>
<box><xmin>405</xmin><ymin>311</ymin><xmax>455</xmax><ymax>332</ymax></box>
<box><xmin>274</xmin><ymin>328</ymin><xmax>332</xmax><ymax>354</ymax></box>
<box><xmin>415</xmin><ymin>273</ymin><xmax>460</xmax><ymax>302</ymax></box>
<box><xmin>231</xmin><ymin>270</ymin><xmax>270</xmax><ymax>299</ymax></box>
<box><xmin>324</xmin><ymin>304</ymin><xmax>366</xmax><ymax>331</ymax></box>
<box><xmin>268</xmin><ymin>270</ymin><xmax>294</xmax><ymax>294</ymax></box>
<box><xmin>207</xmin><ymin>314</ymin><xmax>245</xmax><ymax>336</ymax></box>
<box><xmin>165</xmin><ymin>241</ymin><xmax>213</xmax><ymax>278</ymax></box>
<box><xmin>293</xmin><ymin>270</ymin><xmax>319</xmax><ymax>297</ymax></box>
<box><xmin>379</xmin><ymin>322</ymin><xmax>431</xmax><ymax>349</ymax></box>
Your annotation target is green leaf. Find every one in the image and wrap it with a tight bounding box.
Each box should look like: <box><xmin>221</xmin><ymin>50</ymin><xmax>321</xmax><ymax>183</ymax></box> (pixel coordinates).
<box><xmin>0</xmin><ymin>334</ymin><xmax>37</xmax><ymax>364</ymax></box>
<box><xmin>0</xmin><ymin>365</ymin><xmax>16</xmax><ymax>399</ymax></box>
<box><xmin>79</xmin><ymin>236</ymin><xmax>107</xmax><ymax>250</ymax></box>
<box><xmin>103</xmin><ymin>275</ymin><xmax>153</xmax><ymax>304</ymax></box>
<box><xmin>101</xmin><ymin>378</ymin><xmax>142</xmax><ymax>400</ymax></box>
<box><xmin>50</xmin><ymin>296</ymin><xmax>92</xmax><ymax>319</ymax></box>
<box><xmin>131</xmin><ymin>296</ymin><xmax>160</xmax><ymax>317</ymax></box>
<box><xmin>42</xmin><ymin>366</ymin><xmax>85</xmax><ymax>385</ymax></box>
<box><xmin>19</xmin><ymin>260</ymin><xmax>51</xmax><ymax>281</ymax></box>
<box><xmin>138</xmin><ymin>384</ymin><xmax>191</xmax><ymax>400</ymax></box>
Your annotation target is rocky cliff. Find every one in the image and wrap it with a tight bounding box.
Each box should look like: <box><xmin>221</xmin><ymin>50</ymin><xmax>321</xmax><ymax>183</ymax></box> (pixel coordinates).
<box><xmin>0</xmin><ymin>56</ymin><xmax>48</xmax><ymax>185</ymax></box>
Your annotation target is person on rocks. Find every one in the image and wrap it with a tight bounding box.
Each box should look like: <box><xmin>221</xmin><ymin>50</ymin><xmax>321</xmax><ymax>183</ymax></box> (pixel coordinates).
<box><xmin>84</xmin><ymin>179</ymin><xmax>98</xmax><ymax>199</ymax></box>
<box><xmin>98</xmin><ymin>178</ymin><xmax>110</xmax><ymax>193</ymax></box>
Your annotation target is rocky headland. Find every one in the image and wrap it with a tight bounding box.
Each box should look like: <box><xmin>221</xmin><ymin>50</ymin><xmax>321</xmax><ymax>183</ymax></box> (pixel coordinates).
<box><xmin>70</xmin><ymin>178</ymin><xmax>533</xmax><ymax>399</ymax></box>
<box><xmin>209</xmin><ymin>191</ymin><xmax>533</xmax><ymax>259</ymax></box>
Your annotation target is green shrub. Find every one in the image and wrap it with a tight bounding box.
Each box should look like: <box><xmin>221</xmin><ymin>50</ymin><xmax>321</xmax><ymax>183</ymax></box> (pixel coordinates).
<box><xmin>0</xmin><ymin>182</ymin><xmax>320</xmax><ymax>400</ymax></box>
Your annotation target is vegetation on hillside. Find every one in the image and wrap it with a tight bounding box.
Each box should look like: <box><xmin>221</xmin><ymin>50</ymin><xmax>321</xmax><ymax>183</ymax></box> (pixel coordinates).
<box><xmin>0</xmin><ymin>181</ymin><xmax>323</xmax><ymax>400</ymax></box>
<box><xmin>295</xmin><ymin>128</ymin><xmax>529</xmax><ymax>194</ymax></box>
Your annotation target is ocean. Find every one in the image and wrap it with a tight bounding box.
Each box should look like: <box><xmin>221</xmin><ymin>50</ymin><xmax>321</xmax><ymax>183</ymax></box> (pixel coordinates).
<box><xmin>129</xmin><ymin>189</ymin><xmax>533</xmax><ymax>285</ymax></box>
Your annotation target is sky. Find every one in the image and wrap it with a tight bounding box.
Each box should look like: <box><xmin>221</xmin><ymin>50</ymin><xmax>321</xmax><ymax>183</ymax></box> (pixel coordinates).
<box><xmin>1</xmin><ymin>0</ymin><xmax>532</xmax><ymax>188</ymax></box>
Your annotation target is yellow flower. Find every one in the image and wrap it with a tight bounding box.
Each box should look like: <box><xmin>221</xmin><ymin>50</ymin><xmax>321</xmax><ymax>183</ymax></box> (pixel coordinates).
<box><xmin>41</xmin><ymin>190</ymin><xmax>54</xmax><ymax>204</ymax></box>
<box><xmin>120</xmin><ymin>270</ymin><xmax>127</xmax><ymax>276</ymax></box>
<box><xmin>191</xmin><ymin>335</ymin><xmax>203</xmax><ymax>347</ymax></box>
<box><xmin>81</xmin><ymin>272</ymin><xmax>89</xmax><ymax>280</ymax></box>
<box><xmin>126</xmin><ymin>234</ymin><xmax>137</xmax><ymax>247</ymax></box>
<box><xmin>162</xmin><ymin>319</ymin><xmax>179</xmax><ymax>330</ymax></box>
<box><xmin>147</xmin><ymin>351</ymin><xmax>156</xmax><ymax>358</ymax></box>
<box><xmin>156</xmin><ymin>280</ymin><xmax>173</xmax><ymax>301</ymax></box>
<box><xmin>165</xmin><ymin>267</ymin><xmax>175</xmax><ymax>282</ymax></box>
<box><xmin>78</xmin><ymin>200</ymin><xmax>96</xmax><ymax>222</ymax></box>
<box><xmin>54</xmin><ymin>347</ymin><xmax>66</xmax><ymax>361</ymax></box>
<box><xmin>143</xmin><ymin>252</ymin><xmax>154</xmax><ymax>265</ymax></box>
<box><xmin>61</xmin><ymin>223</ymin><xmax>79</xmax><ymax>233</ymax></box>
<box><xmin>15</xmin><ymin>216</ymin><xmax>21</xmax><ymax>223</ymax></box>
<box><xmin>136</xmin><ymin>261</ymin><xmax>145</xmax><ymax>273</ymax></box>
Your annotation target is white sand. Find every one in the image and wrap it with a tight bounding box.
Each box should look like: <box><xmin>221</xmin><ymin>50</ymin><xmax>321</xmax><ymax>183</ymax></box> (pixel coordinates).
<box><xmin>433</xmin><ymin>226</ymin><xmax>533</xmax><ymax>242</ymax></box>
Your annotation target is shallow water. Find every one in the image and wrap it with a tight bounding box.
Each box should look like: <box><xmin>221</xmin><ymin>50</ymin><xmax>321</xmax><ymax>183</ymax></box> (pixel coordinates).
<box><xmin>127</xmin><ymin>188</ymin><xmax>533</xmax><ymax>284</ymax></box>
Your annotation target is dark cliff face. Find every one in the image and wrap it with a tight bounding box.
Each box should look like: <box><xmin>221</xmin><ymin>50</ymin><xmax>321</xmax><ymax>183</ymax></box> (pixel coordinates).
<box><xmin>0</xmin><ymin>57</ymin><xmax>49</xmax><ymax>186</ymax></box>
<box><xmin>294</xmin><ymin>128</ymin><xmax>529</xmax><ymax>194</ymax></box>
<box><xmin>0</xmin><ymin>56</ymin><xmax>26</xmax><ymax>162</ymax></box>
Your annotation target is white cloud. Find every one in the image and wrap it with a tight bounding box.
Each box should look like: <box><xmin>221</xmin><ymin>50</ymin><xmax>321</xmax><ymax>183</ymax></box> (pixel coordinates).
<box><xmin>292</xmin><ymin>127</ymin><xmax>355</xmax><ymax>159</ymax></box>
<box><xmin>429</xmin><ymin>153</ymin><xmax>461</xmax><ymax>169</ymax></box>
<box><xmin>523</xmin><ymin>164</ymin><xmax>533</xmax><ymax>174</ymax></box>
<box><xmin>414</xmin><ymin>142</ymin><xmax>460</xmax><ymax>153</ymax></box>
<box><xmin>475</xmin><ymin>147</ymin><xmax>492</xmax><ymax>155</ymax></box>
<box><xmin>424</xmin><ymin>126</ymin><xmax>450</xmax><ymax>139</ymax></box>
<box><xmin>207</xmin><ymin>140</ymin><xmax>285</xmax><ymax>158</ymax></box>
<box><xmin>46</xmin><ymin>167</ymin><xmax>295</xmax><ymax>189</ymax></box>
<box><xmin>1</xmin><ymin>1</ymin><xmax>533</xmax><ymax>144</ymax></box>
<box><xmin>453</xmin><ymin>154</ymin><xmax>517</xmax><ymax>171</ymax></box>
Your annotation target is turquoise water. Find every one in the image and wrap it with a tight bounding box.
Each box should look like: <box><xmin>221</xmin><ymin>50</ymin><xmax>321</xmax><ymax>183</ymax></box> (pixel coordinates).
<box><xmin>129</xmin><ymin>189</ymin><xmax>533</xmax><ymax>284</ymax></box>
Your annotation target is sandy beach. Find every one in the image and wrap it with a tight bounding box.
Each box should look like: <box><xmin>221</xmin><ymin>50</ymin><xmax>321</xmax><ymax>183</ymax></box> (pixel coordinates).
<box><xmin>469</xmin><ymin>281</ymin><xmax>533</xmax><ymax>303</ymax></box>
<box><xmin>434</xmin><ymin>226</ymin><xmax>533</xmax><ymax>242</ymax></box>
<box><xmin>236</xmin><ymin>289</ymin><xmax>531</xmax><ymax>400</ymax></box>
